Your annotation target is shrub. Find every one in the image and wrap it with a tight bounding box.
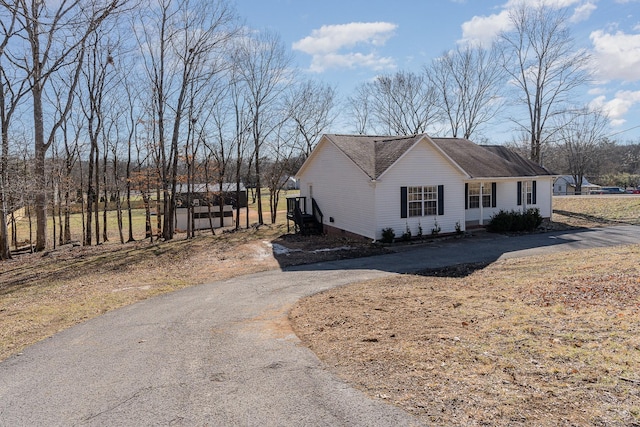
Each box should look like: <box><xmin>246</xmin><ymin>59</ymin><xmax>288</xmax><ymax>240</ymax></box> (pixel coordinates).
<box><xmin>400</xmin><ymin>222</ymin><xmax>412</xmax><ymax>241</ymax></box>
<box><xmin>455</xmin><ymin>221</ymin><xmax>463</xmax><ymax>235</ymax></box>
<box><xmin>487</xmin><ymin>208</ymin><xmax>542</xmax><ymax>233</ymax></box>
<box><xmin>381</xmin><ymin>227</ymin><xmax>395</xmax><ymax>243</ymax></box>
<box><xmin>431</xmin><ymin>218</ymin><xmax>441</xmax><ymax>235</ymax></box>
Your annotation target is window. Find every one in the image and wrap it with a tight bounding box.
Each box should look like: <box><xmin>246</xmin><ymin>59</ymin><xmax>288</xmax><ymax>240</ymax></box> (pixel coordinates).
<box><xmin>517</xmin><ymin>180</ymin><xmax>537</xmax><ymax>206</ymax></box>
<box><xmin>467</xmin><ymin>182</ymin><xmax>492</xmax><ymax>209</ymax></box>
<box><xmin>483</xmin><ymin>191</ymin><xmax>491</xmax><ymax>207</ymax></box>
<box><xmin>408</xmin><ymin>186</ymin><xmax>437</xmax><ymax>217</ymax></box>
<box><xmin>468</xmin><ymin>183</ymin><xmax>480</xmax><ymax>209</ymax></box>
<box><xmin>524</xmin><ymin>181</ymin><xmax>533</xmax><ymax>204</ymax></box>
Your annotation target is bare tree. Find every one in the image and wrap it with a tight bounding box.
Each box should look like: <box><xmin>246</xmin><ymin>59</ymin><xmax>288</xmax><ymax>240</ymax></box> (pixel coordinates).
<box><xmin>1</xmin><ymin>0</ymin><xmax>125</xmax><ymax>251</ymax></box>
<box><xmin>0</xmin><ymin>4</ymin><xmax>25</xmax><ymax>259</ymax></box>
<box><xmin>554</xmin><ymin>107</ymin><xmax>609</xmax><ymax>194</ymax></box>
<box><xmin>347</xmin><ymin>71</ymin><xmax>439</xmax><ymax>136</ymax></box>
<box><xmin>135</xmin><ymin>0</ymin><xmax>237</xmax><ymax>240</ymax></box>
<box><xmin>428</xmin><ymin>44</ymin><xmax>505</xmax><ymax>140</ymax></box>
<box><xmin>375</xmin><ymin>71</ymin><xmax>439</xmax><ymax>135</ymax></box>
<box><xmin>286</xmin><ymin>80</ymin><xmax>336</xmax><ymax>157</ymax></box>
<box><xmin>346</xmin><ymin>83</ymin><xmax>372</xmax><ymax>135</ymax></box>
<box><xmin>78</xmin><ymin>26</ymin><xmax>120</xmax><ymax>246</ymax></box>
<box><xmin>499</xmin><ymin>1</ymin><xmax>590</xmax><ymax>164</ymax></box>
<box><xmin>228</xmin><ymin>66</ymin><xmax>251</xmax><ymax>230</ymax></box>
<box><xmin>231</xmin><ymin>30</ymin><xmax>292</xmax><ymax>225</ymax></box>
<box><xmin>263</xmin><ymin>119</ymin><xmax>298</xmax><ymax>224</ymax></box>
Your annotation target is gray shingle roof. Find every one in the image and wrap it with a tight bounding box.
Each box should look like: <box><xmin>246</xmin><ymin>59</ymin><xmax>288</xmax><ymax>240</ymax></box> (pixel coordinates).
<box><xmin>323</xmin><ymin>134</ymin><xmax>554</xmax><ymax>180</ymax></box>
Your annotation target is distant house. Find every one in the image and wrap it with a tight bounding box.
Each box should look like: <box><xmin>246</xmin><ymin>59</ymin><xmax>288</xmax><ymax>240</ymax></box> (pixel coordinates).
<box><xmin>553</xmin><ymin>175</ymin><xmax>600</xmax><ymax>195</ymax></box>
<box><xmin>284</xmin><ymin>176</ymin><xmax>300</xmax><ymax>190</ymax></box>
<box><xmin>293</xmin><ymin>134</ymin><xmax>556</xmax><ymax>241</ymax></box>
<box><xmin>174</xmin><ymin>183</ymin><xmax>247</xmax><ymax>231</ymax></box>
<box><xmin>174</xmin><ymin>183</ymin><xmax>247</xmax><ymax>208</ymax></box>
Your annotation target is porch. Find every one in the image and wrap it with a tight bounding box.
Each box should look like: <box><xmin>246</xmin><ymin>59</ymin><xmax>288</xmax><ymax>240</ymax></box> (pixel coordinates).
<box><xmin>286</xmin><ymin>196</ymin><xmax>324</xmax><ymax>235</ymax></box>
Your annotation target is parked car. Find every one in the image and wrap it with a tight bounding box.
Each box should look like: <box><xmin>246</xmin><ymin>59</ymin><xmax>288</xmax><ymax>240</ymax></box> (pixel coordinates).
<box><xmin>593</xmin><ymin>187</ymin><xmax>627</xmax><ymax>194</ymax></box>
<box><xmin>626</xmin><ymin>188</ymin><xmax>640</xmax><ymax>194</ymax></box>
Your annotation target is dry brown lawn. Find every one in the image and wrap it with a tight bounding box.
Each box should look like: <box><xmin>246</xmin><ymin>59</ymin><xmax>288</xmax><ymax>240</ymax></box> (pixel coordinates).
<box><xmin>1</xmin><ymin>196</ymin><xmax>639</xmax><ymax>425</ymax></box>
<box><xmin>290</xmin><ymin>246</ymin><xmax>640</xmax><ymax>426</ymax></box>
<box><xmin>289</xmin><ymin>196</ymin><xmax>640</xmax><ymax>426</ymax></box>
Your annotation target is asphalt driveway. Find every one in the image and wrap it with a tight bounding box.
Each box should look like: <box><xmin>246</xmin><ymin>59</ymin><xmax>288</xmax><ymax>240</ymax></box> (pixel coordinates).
<box><xmin>1</xmin><ymin>225</ymin><xmax>638</xmax><ymax>426</ymax></box>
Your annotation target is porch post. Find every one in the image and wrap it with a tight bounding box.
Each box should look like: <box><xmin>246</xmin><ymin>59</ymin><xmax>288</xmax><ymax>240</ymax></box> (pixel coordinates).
<box><xmin>479</xmin><ymin>182</ymin><xmax>484</xmax><ymax>226</ymax></box>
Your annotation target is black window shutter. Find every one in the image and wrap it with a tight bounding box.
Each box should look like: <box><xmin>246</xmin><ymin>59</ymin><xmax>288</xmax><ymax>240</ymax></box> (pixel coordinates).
<box><xmin>464</xmin><ymin>183</ymin><xmax>468</xmax><ymax>210</ymax></box>
<box><xmin>492</xmin><ymin>182</ymin><xmax>497</xmax><ymax>208</ymax></box>
<box><xmin>437</xmin><ymin>185</ymin><xmax>444</xmax><ymax>216</ymax></box>
<box><xmin>400</xmin><ymin>186</ymin><xmax>407</xmax><ymax>218</ymax></box>
<box><xmin>532</xmin><ymin>180</ymin><xmax>537</xmax><ymax>204</ymax></box>
<box><xmin>517</xmin><ymin>181</ymin><xmax>522</xmax><ymax>206</ymax></box>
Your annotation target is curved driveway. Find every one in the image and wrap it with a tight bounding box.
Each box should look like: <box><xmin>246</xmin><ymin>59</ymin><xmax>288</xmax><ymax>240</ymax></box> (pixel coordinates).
<box><xmin>1</xmin><ymin>225</ymin><xmax>639</xmax><ymax>426</ymax></box>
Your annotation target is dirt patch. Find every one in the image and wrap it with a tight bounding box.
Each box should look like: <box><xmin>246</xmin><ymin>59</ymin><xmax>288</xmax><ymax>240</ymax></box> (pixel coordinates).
<box><xmin>290</xmin><ymin>245</ymin><xmax>640</xmax><ymax>426</ymax></box>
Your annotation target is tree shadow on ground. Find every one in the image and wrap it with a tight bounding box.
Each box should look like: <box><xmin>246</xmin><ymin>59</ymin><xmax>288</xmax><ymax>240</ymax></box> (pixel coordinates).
<box><xmin>553</xmin><ymin>209</ymin><xmax>638</xmax><ymax>226</ymax></box>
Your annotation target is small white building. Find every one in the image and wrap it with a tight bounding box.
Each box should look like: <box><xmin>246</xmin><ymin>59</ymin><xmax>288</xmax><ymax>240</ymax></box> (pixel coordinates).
<box><xmin>175</xmin><ymin>205</ymin><xmax>234</xmax><ymax>231</ymax></box>
<box><xmin>294</xmin><ymin>134</ymin><xmax>556</xmax><ymax>241</ymax></box>
<box><xmin>553</xmin><ymin>175</ymin><xmax>600</xmax><ymax>195</ymax></box>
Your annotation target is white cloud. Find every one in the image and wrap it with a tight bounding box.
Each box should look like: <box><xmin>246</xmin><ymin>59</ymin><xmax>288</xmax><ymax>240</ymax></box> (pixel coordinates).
<box><xmin>292</xmin><ymin>22</ymin><xmax>397</xmax><ymax>72</ymax></box>
<box><xmin>459</xmin><ymin>10</ymin><xmax>512</xmax><ymax>46</ymax></box>
<box><xmin>590</xmin><ymin>29</ymin><xmax>640</xmax><ymax>82</ymax></box>
<box><xmin>570</xmin><ymin>2</ymin><xmax>597</xmax><ymax>23</ymax></box>
<box><xmin>459</xmin><ymin>0</ymin><xmax>591</xmax><ymax>45</ymax></box>
<box><xmin>589</xmin><ymin>90</ymin><xmax>640</xmax><ymax>126</ymax></box>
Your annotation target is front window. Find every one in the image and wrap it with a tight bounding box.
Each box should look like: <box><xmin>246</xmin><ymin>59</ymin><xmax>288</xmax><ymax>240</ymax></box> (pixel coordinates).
<box><xmin>524</xmin><ymin>181</ymin><xmax>533</xmax><ymax>204</ymax></box>
<box><xmin>468</xmin><ymin>182</ymin><xmax>491</xmax><ymax>209</ymax></box>
<box><xmin>408</xmin><ymin>186</ymin><xmax>437</xmax><ymax>217</ymax></box>
<box><xmin>482</xmin><ymin>191</ymin><xmax>491</xmax><ymax>207</ymax></box>
<box><xmin>468</xmin><ymin>183</ymin><xmax>480</xmax><ymax>209</ymax></box>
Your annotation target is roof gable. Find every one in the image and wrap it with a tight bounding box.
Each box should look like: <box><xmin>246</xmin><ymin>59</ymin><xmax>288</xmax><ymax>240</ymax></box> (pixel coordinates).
<box><xmin>325</xmin><ymin>134</ymin><xmax>422</xmax><ymax>180</ymax></box>
<box><xmin>298</xmin><ymin>134</ymin><xmax>556</xmax><ymax>180</ymax></box>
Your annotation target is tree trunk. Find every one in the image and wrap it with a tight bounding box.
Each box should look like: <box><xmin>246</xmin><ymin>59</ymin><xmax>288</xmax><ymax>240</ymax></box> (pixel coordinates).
<box><xmin>254</xmin><ymin>149</ymin><xmax>263</xmax><ymax>225</ymax></box>
<box><xmin>94</xmin><ymin>140</ymin><xmax>100</xmax><ymax>245</ymax></box>
<box><xmin>102</xmin><ymin>150</ymin><xmax>108</xmax><ymax>243</ymax></box>
<box><xmin>0</xmin><ymin>185</ymin><xmax>9</xmax><ymax>259</ymax></box>
<box><xmin>126</xmin><ymin>136</ymin><xmax>134</xmax><ymax>242</ymax></box>
<box><xmin>85</xmin><ymin>140</ymin><xmax>95</xmax><ymax>246</ymax></box>
<box><xmin>33</xmin><ymin>86</ymin><xmax>47</xmax><ymax>251</ymax></box>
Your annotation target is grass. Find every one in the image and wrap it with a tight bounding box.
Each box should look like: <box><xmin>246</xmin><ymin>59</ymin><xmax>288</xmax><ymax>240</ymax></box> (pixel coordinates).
<box><xmin>9</xmin><ymin>189</ymin><xmax>298</xmax><ymax>247</ymax></box>
<box><xmin>290</xmin><ymin>246</ymin><xmax>640</xmax><ymax>425</ymax></box>
<box><xmin>289</xmin><ymin>196</ymin><xmax>640</xmax><ymax>426</ymax></box>
<box><xmin>552</xmin><ymin>195</ymin><xmax>640</xmax><ymax>227</ymax></box>
<box><xmin>1</xmin><ymin>194</ymin><xmax>639</xmax><ymax>424</ymax></box>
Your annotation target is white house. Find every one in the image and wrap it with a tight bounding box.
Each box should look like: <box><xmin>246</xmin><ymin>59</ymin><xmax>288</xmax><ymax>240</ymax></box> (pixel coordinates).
<box><xmin>553</xmin><ymin>175</ymin><xmax>600</xmax><ymax>195</ymax></box>
<box><xmin>294</xmin><ymin>134</ymin><xmax>556</xmax><ymax>241</ymax></box>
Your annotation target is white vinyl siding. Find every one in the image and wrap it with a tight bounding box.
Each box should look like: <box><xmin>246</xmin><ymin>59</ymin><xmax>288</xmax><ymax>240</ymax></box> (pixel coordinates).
<box><xmin>375</xmin><ymin>139</ymin><xmax>465</xmax><ymax>239</ymax></box>
<box><xmin>465</xmin><ymin>179</ymin><xmax>553</xmax><ymax>223</ymax></box>
<box><xmin>297</xmin><ymin>139</ymin><xmax>377</xmax><ymax>239</ymax></box>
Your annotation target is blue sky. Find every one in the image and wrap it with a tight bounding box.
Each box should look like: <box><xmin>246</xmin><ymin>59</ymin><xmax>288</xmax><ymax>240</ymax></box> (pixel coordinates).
<box><xmin>234</xmin><ymin>0</ymin><xmax>640</xmax><ymax>143</ymax></box>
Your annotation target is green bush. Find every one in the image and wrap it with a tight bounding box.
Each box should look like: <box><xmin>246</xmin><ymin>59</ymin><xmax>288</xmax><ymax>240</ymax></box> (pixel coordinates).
<box><xmin>381</xmin><ymin>227</ymin><xmax>395</xmax><ymax>243</ymax></box>
<box><xmin>487</xmin><ymin>208</ymin><xmax>542</xmax><ymax>233</ymax></box>
<box><xmin>401</xmin><ymin>222</ymin><xmax>411</xmax><ymax>241</ymax></box>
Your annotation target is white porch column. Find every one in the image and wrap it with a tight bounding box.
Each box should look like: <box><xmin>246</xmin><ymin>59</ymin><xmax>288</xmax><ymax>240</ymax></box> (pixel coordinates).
<box><xmin>479</xmin><ymin>182</ymin><xmax>484</xmax><ymax>226</ymax></box>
